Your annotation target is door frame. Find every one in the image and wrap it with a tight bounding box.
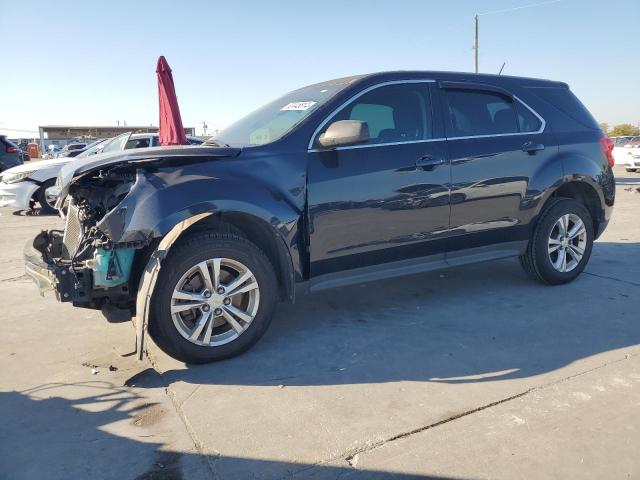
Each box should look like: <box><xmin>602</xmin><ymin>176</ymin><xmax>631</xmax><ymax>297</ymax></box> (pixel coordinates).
<box><xmin>307</xmin><ymin>79</ymin><xmax>447</xmax><ymax>152</ymax></box>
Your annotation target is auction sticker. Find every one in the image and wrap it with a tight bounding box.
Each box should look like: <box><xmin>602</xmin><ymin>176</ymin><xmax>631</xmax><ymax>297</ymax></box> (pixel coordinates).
<box><xmin>281</xmin><ymin>101</ymin><xmax>317</xmax><ymax>111</ymax></box>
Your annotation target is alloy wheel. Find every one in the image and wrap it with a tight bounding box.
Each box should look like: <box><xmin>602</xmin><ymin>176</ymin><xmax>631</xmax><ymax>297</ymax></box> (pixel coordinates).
<box><xmin>170</xmin><ymin>258</ymin><xmax>260</xmax><ymax>346</ymax></box>
<box><xmin>547</xmin><ymin>213</ymin><xmax>587</xmax><ymax>273</ymax></box>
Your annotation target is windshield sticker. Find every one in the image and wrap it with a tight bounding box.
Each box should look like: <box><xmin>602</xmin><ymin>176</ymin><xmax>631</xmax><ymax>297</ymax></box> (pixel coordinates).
<box><xmin>281</xmin><ymin>101</ymin><xmax>317</xmax><ymax>111</ymax></box>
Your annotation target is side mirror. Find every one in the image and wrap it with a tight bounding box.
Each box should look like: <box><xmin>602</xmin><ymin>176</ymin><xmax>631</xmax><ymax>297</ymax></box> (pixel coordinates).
<box><xmin>317</xmin><ymin>120</ymin><xmax>370</xmax><ymax>148</ymax></box>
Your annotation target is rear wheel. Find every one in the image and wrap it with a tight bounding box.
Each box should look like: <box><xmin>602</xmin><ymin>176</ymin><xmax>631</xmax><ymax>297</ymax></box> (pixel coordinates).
<box><xmin>35</xmin><ymin>178</ymin><xmax>58</xmax><ymax>215</ymax></box>
<box><xmin>520</xmin><ymin>199</ymin><xmax>594</xmax><ymax>285</ymax></box>
<box><xmin>149</xmin><ymin>232</ymin><xmax>278</xmax><ymax>363</ymax></box>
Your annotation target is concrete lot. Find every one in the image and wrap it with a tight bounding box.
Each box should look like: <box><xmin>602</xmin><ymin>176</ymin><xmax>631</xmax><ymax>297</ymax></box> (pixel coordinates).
<box><xmin>1</xmin><ymin>167</ymin><xmax>639</xmax><ymax>479</ymax></box>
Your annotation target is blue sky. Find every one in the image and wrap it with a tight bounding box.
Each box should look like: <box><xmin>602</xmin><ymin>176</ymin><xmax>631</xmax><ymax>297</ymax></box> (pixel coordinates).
<box><xmin>1</xmin><ymin>0</ymin><xmax>638</xmax><ymax>136</ymax></box>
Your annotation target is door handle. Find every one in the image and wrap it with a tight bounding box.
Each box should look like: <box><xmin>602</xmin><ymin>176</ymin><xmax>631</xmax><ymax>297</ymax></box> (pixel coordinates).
<box><xmin>415</xmin><ymin>155</ymin><xmax>446</xmax><ymax>170</ymax></box>
<box><xmin>521</xmin><ymin>141</ymin><xmax>545</xmax><ymax>154</ymax></box>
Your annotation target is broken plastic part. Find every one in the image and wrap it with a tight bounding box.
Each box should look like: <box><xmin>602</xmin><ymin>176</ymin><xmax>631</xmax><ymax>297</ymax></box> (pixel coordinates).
<box><xmin>90</xmin><ymin>247</ymin><xmax>135</xmax><ymax>288</ymax></box>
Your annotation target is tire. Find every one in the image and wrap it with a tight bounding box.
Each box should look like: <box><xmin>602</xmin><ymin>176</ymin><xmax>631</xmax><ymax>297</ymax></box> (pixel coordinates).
<box><xmin>149</xmin><ymin>232</ymin><xmax>278</xmax><ymax>363</ymax></box>
<box><xmin>625</xmin><ymin>168</ymin><xmax>637</xmax><ymax>173</ymax></box>
<box><xmin>519</xmin><ymin>198</ymin><xmax>594</xmax><ymax>285</ymax></box>
<box><xmin>36</xmin><ymin>178</ymin><xmax>58</xmax><ymax>215</ymax></box>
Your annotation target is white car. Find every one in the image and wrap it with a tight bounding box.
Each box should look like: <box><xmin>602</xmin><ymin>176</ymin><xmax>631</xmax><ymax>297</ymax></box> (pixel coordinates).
<box><xmin>0</xmin><ymin>133</ymin><xmax>203</xmax><ymax>214</ymax></box>
<box><xmin>0</xmin><ymin>138</ymin><xmax>109</xmax><ymax>214</ymax></box>
<box><xmin>611</xmin><ymin>136</ymin><xmax>640</xmax><ymax>171</ymax></box>
<box><xmin>625</xmin><ymin>150</ymin><xmax>640</xmax><ymax>172</ymax></box>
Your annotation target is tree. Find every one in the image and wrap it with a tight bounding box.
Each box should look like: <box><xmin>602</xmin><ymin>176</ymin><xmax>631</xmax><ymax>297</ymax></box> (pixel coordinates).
<box><xmin>609</xmin><ymin>123</ymin><xmax>640</xmax><ymax>137</ymax></box>
<box><xmin>598</xmin><ymin>122</ymin><xmax>609</xmax><ymax>135</ymax></box>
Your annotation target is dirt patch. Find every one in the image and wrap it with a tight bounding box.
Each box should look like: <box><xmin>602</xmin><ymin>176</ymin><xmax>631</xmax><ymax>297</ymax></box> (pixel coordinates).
<box><xmin>132</xmin><ymin>403</ymin><xmax>166</xmax><ymax>428</ymax></box>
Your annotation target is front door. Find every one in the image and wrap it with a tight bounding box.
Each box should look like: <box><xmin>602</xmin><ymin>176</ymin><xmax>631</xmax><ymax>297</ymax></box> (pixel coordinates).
<box><xmin>307</xmin><ymin>81</ymin><xmax>450</xmax><ymax>278</ymax></box>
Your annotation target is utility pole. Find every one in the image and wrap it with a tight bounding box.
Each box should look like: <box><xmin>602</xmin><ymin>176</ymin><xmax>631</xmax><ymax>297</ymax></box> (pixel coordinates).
<box><xmin>473</xmin><ymin>15</ymin><xmax>479</xmax><ymax>73</ymax></box>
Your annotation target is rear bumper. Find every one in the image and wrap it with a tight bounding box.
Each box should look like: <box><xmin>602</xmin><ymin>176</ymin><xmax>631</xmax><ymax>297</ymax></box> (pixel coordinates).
<box><xmin>0</xmin><ymin>180</ymin><xmax>39</xmax><ymax>210</ymax></box>
<box><xmin>24</xmin><ymin>231</ymin><xmax>89</xmax><ymax>302</ymax></box>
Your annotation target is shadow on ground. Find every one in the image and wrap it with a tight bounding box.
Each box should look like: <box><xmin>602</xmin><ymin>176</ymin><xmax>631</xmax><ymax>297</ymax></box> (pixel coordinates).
<box><xmin>0</xmin><ymin>384</ymin><xmax>455</xmax><ymax>479</ymax></box>
<box><xmin>134</xmin><ymin>243</ymin><xmax>640</xmax><ymax>389</ymax></box>
<box><xmin>11</xmin><ymin>207</ymin><xmax>54</xmax><ymax>217</ymax></box>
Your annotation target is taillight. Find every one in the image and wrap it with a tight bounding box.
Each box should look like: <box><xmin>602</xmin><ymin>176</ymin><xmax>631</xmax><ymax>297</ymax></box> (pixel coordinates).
<box><xmin>600</xmin><ymin>136</ymin><xmax>615</xmax><ymax>167</ymax></box>
<box><xmin>6</xmin><ymin>145</ymin><xmax>17</xmax><ymax>154</ymax></box>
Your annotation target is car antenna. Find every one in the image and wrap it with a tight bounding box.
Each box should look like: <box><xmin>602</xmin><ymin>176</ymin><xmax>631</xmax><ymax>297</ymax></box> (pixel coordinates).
<box><xmin>498</xmin><ymin>62</ymin><xmax>506</xmax><ymax>75</ymax></box>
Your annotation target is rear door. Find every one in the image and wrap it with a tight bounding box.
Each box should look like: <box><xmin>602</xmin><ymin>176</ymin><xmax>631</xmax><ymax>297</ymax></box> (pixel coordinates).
<box><xmin>307</xmin><ymin>81</ymin><xmax>450</xmax><ymax>277</ymax></box>
<box><xmin>439</xmin><ymin>82</ymin><xmax>557</xmax><ymax>253</ymax></box>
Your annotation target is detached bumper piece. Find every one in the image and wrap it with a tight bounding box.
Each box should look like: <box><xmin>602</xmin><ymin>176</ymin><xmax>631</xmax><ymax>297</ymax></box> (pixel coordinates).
<box><xmin>24</xmin><ymin>230</ymin><xmax>92</xmax><ymax>303</ymax></box>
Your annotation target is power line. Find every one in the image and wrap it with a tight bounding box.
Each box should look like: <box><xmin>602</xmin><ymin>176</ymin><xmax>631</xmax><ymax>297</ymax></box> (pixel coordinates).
<box><xmin>474</xmin><ymin>0</ymin><xmax>567</xmax><ymax>72</ymax></box>
<box><xmin>478</xmin><ymin>0</ymin><xmax>565</xmax><ymax>17</ymax></box>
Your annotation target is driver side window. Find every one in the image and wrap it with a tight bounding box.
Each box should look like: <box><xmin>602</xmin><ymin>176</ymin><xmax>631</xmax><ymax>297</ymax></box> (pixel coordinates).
<box><xmin>317</xmin><ymin>83</ymin><xmax>433</xmax><ymax>146</ymax></box>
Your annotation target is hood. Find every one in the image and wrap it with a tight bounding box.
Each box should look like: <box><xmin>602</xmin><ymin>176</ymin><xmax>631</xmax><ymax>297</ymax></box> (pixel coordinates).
<box><xmin>4</xmin><ymin>157</ymin><xmax>72</xmax><ymax>174</ymax></box>
<box><xmin>56</xmin><ymin>145</ymin><xmax>242</xmax><ymax>206</ymax></box>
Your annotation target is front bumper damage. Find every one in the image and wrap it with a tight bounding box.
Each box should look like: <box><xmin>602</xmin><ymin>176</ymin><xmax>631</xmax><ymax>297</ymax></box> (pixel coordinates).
<box><xmin>21</xmin><ymin>144</ymin><xmax>293</xmax><ymax>360</ymax></box>
<box><xmin>25</xmin><ymin>213</ymin><xmax>213</xmax><ymax>360</ymax></box>
<box><xmin>25</xmin><ymin>226</ymin><xmax>145</xmax><ymax>357</ymax></box>
<box><xmin>24</xmin><ymin>230</ymin><xmax>91</xmax><ymax>302</ymax></box>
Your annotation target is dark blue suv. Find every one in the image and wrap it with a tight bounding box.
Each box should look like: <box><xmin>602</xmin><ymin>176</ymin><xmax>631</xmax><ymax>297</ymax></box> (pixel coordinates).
<box><xmin>25</xmin><ymin>71</ymin><xmax>615</xmax><ymax>363</ymax></box>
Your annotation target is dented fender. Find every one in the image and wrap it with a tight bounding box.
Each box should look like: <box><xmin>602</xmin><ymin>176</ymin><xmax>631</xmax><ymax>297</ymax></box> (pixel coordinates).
<box><xmin>134</xmin><ymin>213</ymin><xmax>212</xmax><ymax>359</ymax></box>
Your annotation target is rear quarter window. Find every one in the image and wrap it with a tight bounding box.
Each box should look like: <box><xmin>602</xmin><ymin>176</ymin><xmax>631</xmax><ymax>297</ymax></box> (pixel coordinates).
<box><xmin>526</xmin><ymin>86</ymin><xmax>599</xmax><ymax>130</ymax></box>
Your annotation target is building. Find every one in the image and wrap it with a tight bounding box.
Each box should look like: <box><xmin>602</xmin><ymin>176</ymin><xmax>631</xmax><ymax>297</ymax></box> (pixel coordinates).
<box><xmin>38</xmin><ymin>125</ymin><xmax>196</xmax><ymax>151</ymax></box>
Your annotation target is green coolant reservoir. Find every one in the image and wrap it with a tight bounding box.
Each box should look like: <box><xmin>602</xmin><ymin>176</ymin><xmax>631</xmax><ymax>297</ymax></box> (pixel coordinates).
<box><xmin>91</xmin><ymin>247</ymin><xmax>135</xmax><ymax>288</ymax></box>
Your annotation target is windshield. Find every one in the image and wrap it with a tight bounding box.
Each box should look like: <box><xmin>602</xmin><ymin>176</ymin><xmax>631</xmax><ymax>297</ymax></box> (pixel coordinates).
<box><xmin>100</xmin><ymin>132</ymin><xmax>132</xmax><ymax>154</ymax></box>
<box><xmin>212</xmin><ymin>80</ymin><xmax>354</xmax><ymax>147</ymax></box>
<box><xmin>75</xmin><ymin>139</ymin><xmax>108</xmax><ymax>159</ymax></box>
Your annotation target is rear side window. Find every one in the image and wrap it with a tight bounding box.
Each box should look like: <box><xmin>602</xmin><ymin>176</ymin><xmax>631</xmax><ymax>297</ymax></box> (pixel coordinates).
<box><xmin>527</xmin><ymin>86</ymin><xmax>598</xmax><ymax>130</ymax></box>
<box><xmin>321</xmin><ymin>83</ymin><xmax>434</xmax><ymax>145</ymax></box>
<box><xmin>445</xmin><ymin>89</ymin><xmax>541</xmax><ymax>136</ymax></box>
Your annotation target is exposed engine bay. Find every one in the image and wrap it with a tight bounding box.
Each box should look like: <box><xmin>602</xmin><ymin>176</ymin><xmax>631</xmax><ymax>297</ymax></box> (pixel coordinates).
<box><xmin>32</xmin><ymin>166</ymin><xmax>147</xmax><ymax>311</ymax></box>
<box><xmin>27</xmin><ymin>146</ymin><xmax>244</xmax><ymax>316</ymax></box>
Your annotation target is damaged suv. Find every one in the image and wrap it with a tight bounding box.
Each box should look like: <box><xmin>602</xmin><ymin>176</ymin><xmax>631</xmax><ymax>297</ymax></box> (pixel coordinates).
<box><xmin>24</xmin><ymin>71</ymin><xmax>615</xmax><ymax>363</ymax></box>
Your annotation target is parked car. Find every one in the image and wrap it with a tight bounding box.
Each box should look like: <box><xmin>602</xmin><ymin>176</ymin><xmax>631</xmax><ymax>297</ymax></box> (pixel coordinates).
<box><xmin>0</xmin><ymin>138</ymin><xmax>111</xmax><ymax>214</ymax></box>
<box><xmin>0</xmin><ymin>132</ymin><xmax>202</xmax><ymax>214</ymax></box>
<box><xmin>625</xmin><ymin>150</ymin><xmax>640</xmax><ymax>172</ymax></box>
<box><xmin>620</xmin><ymin>136</ymin><xmax>640</xmax><ymax>172</ymax></box>
<box><xmin>0</xmin><ymin>133</ymin><xmax>202</xmax><ymax>214</ymax></box>
<box><xmin>42</xmin><ymin>144</ymin><xmax>63</xmax><ymax>159</ymax></box>
<box><xmin>60</xmin><ymin>139</ymin><xmax>105</xmax><ymax>158</ymax></box>
<box><xmin>0</xmin><ymin>135</ymin><xmax>24</xmax><ymax>172</ymax></box>
<box><xmin>24</xmin><ymin>71</ymin><xmax>615</xmax><ymax>364</ymax></box>
<box><xmin>613</xmin><ymin>136</ymin><xmax>640</xmax><ymax>169</ymax></box>
<box><xmin>58</xmin><ymin>142</ymin><xmax>88</xmax><ymax>158</ymax></box>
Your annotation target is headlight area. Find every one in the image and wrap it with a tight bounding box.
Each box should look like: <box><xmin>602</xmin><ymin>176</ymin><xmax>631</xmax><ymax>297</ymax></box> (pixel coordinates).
<box><xmin>1</xmin><ymin>171</ymin><xmax>36</xmax><ymax>184</ymax></box>
<box><xmin>31</xmin><ymin>167</ymin><xmax>150</xmax><ymax>312</ymax></box>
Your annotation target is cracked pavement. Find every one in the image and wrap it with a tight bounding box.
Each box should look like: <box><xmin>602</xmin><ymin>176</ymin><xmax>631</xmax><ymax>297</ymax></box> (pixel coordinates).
<box><xmin>1</xmin><ymin>167</ymin><xmax>639</xmax><ymax>479</ymax></box>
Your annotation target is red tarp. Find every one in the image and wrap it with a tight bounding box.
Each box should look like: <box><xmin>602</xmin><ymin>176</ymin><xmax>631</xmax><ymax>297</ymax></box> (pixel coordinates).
<box><xmin>156</xmin><ymin>56</ymin><xmax>187</xmax><ymax>146</ymax></box>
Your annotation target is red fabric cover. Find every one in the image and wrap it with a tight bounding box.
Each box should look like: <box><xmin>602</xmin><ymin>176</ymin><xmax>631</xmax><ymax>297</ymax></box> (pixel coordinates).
<box><xmin>156</xmin><ymin>56</ymin><xmax>187</xmax><ymax>146</ymax></box>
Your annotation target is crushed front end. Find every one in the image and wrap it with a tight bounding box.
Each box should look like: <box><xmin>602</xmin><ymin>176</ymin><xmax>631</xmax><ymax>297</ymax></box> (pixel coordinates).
<box><xmin>24</xmin><ymin>166</ymin><xmax>146</xmax><ymax>313</ymax></box>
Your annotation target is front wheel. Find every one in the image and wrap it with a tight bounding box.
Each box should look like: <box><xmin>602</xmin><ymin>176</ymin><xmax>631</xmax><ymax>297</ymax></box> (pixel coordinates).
<box><xmin>625</xmin><ymin>168</ymin><xmax>637</xmax><ymax>173</ymax></box>
<box><xmin>520</xmin><ymin>199</ymin><xmax>594</xmax><ymax>285</ymax></box>
<box><xmin>35</xmin><ymin>178</ymin><xmax>58</xmax><ymax>215</ymax></box>
<box><xmin>149</xmin><ymin>232</ymin><xmax>278</xmax><ymax>363</ymax></box>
